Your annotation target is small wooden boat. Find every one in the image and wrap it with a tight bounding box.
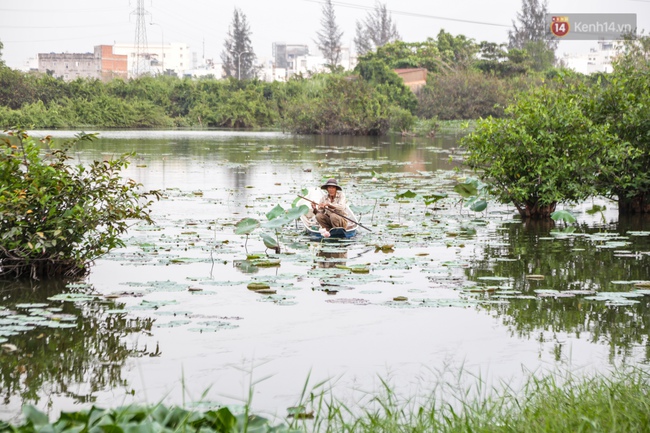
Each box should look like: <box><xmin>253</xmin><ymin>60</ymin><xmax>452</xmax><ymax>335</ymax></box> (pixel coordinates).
<box><xmin>298</xmin><ymin>195</ymin><xmax>358</xmax><ymax>240</ymax></box>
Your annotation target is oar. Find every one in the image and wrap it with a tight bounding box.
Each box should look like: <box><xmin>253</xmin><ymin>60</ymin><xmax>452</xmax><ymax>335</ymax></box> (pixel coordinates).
<box><xmin>297</xmin><ymin>195</ymin><xmax>372</xmax><ymax>232</ymax></box>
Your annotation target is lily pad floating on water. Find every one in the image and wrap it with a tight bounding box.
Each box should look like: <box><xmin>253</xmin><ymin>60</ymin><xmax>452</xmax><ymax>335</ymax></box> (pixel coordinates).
<box><xmin>256</xmin><ymin>289</ymin><xmax>277</xmax><ymax>295</ymax></box>
<box><xmin>335</xmin><ymin>265</ymin><xmax>370</xmax><ymax>274</ymax></box>
<box><xmin>257</xmin><ymin>294</ymin><xmax>297</xmax><ymax>305</ymax></box>
<box><xmin>155</xmin><ymin>319</ymin><xmax>192</xmax><ymax>328</ymax></box>
<box><xmin>477</xmin><ymin>276</ymin><xmax>512</xmax><ymax>282</ymax></box>
<box><xmin>15</xmin><ymin>303</ymin><xmax>50</xmax><ymax>309</ymax></box>
<box><xmin>45</xmin><ymin>321</ymin><xmax>78</xmax><ymax>329</ymax></box>
<box><xmin>188</xmin><ymin>321</ymin><xmax>239</xmax><ymax>332</ymax></box>
<box><xmin>325</xmin><ymin>298</ymin><xmax>370</xmax><ymax>305</ymax></box>
<box><xmin>250</xmin><ymin>258</ymin><xmax>281</xmax><ymax>267</ymax></box>
<box><xmin>373</xmin><ymin>244</ymin><xmax>395</xmax><ymax>253</ymax></box>
<box><xmin>48</xmin><ymin>293</ymin><xmax>97</xmax><ymax>302</ymax></box>
<box><xmin>247</xmin><ymin>282</ymin><xmax>271</xmax><ymax>291</ymax></box>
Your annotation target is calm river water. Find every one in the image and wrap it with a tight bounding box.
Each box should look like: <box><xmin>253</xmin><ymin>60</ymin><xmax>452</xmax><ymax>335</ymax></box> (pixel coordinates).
<box><xmin>1</xmin><ymin>130</ymin><xmax>650</xmax><ymax>422</ymax></box>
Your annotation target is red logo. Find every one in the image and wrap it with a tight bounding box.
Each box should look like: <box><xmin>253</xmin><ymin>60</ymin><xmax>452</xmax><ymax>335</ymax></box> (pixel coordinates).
<box><xmin>550</xmin><ymin>16</ymin><xmax>570</xmax><ymax>37</ymax></box>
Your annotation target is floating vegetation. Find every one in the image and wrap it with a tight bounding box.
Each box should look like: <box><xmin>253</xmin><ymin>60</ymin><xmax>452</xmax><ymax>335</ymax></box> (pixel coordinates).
<box><xmin>48</xmin><ymin>293</ymin><xmax>97</xmax><ymax>302</ymax></box>
<box><xmin>325</xmin><ymin>298</ymin><xmax>370</xmax><ymax>305</ymax></box>
<box><xmin>247</xmin><ymin>282</ymin><xmax>271</xmax><ymax>291</ymax></box>
<box><xmin>257</xmin><ymin>294</ymin><xmax>297</xmax><ymax>305</ymax></box>
<box><xmin>187</xmin><ymin>320</ymin><xmax>239</xmax><ymax>332</ymax></box>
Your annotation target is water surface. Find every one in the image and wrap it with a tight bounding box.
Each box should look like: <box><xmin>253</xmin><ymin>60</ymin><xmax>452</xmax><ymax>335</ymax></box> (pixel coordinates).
<box><xmin>1</xmin><ymin>130</ymin><xmax>649</xmax><ymax>422</ymax></box>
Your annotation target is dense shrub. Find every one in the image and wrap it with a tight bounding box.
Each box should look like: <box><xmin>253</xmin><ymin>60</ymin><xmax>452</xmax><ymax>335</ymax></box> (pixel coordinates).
<box><xmin>581</xmin><ymin>38</ymin><xmax>650</xmax><ymax>214</ymax></box>
<box><xmin>0</xmin><ymin>130</ymin><xmax>159</xmax><ymax>279</ymax></box>
<box><xmin>280</xmin><ymin>74</ymin><xmax>391</xmax><ymax>135</ymax></box>
<box><xmin>417</xmin><ymin>69</ymin><xmax>516</xmax><ymax>120</ymax></box>
<box><xmin>461</xmin><ymin>84</ymin><xmax>620</xmax><ymax>218</ymax></box>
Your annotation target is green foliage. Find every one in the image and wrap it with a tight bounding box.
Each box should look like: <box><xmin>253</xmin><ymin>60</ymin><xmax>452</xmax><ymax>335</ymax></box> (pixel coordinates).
<box><xmin>582</xmin><ymin>36</ymin><xmax>650</xmax><ymax>213</ymax></box>
<box><xmin>454</xmin><ymin>178</ymin><xmax>489</xmax><ymax>212</ymax></box>
<box><xmin>0</xmin><ymin>66</ymin><xmax>37</xmax><ymax>110</ymax></box>
<box><xmin>354</xmin><ymin>2</ymin><xmax>400</xmax><ymax>56</ymax></box>
<box><xmin>387</xmin><ymin>105</ymin><xmax>416</xmax><ymax>133</ymax></box>
<box><xmin>434</xmin><ymin>29</ymin><xmax>479</xmax><ymax>68</ymax></box>
<box><xmin>280</xmin><ymin>74</ymin><xmax>392</xmax><ymax>135</ymax></box>
<box><xmin>461</xmin><ymin>84</ymin><xmax>619</xmax><ymax>218</ymax></box>
<box><xmin>355</xmin><ymin>59</ymin><xmax>418</xmax><ymax>113</ymax></box>
<box><xmin>0</xmin><ymin>404</ymin><xmax>298</xmax><ymax>433</ymax></box>
<box><xmin>234</xmin><ymin>204</ymin><xmax>308</xmax><ymax>254</ymax></box>
<box><xmin>418</xmin><ymin>69</ymin><xmax>518</xmax><ymax>120</ymax></box>
<box><xmin>475</xmin><ymin>42</ymin><xmax>531</xmax><ymax>77</ymax></box>
<box><xmin>509</xmin><ymin>0</ymin><xmax>558</xmax><ymax>70</ymax></box>
<box><xmin>315</xmin><ymin>0</ymin><xmax>344</xmax><ymax>69</ymax></box>
<box><xmin>0</xmin><ymin>130</ymin><xmax>159</xmax><ymax>278</ymax></box>
<box><xmin>358</xmin><ymin>40</ymin><xmax>442</xmax><ymax>72</ymax></box>
<box><xmin>550</xmin><ymin>209</ymin><xmax>577</xmax><ymax>224</ymax></box>
<box><xmin>220</xmin><ymin>8</ymin><xmax>257</xmax><ymax>80</ymax></box>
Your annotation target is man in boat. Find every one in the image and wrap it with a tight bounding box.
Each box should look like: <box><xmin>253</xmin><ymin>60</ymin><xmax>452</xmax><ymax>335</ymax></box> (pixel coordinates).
<box><xmin>312</xmin><ymin>178</ymin><xmax>349</xmax><ymax>236</ymax></box>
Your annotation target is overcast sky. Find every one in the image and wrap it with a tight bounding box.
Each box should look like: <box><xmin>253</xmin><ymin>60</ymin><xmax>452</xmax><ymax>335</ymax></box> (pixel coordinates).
<box><xmin>1</xmin><ymin>0</ymin><xmax>649</xmax><ymax>70</ymax></box>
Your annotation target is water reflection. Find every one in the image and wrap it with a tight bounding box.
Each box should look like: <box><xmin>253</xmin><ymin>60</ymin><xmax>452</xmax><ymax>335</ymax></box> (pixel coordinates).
<box><xmin>0</xmin><ymin>279</ymin><xmax>154</xmax><ymax>416</ymax></box>
<box><xmin>316</xmin><ymin>248</ymin><xmax>348</xmax><ymax>269</ymax></box>
<box><xmin>466</xmin><ymin>218</ymin><xmax>650</xmax><ymax>363</ymax></box>
<box><xmin>3</xmin><ymin>130</ymin><xmax>650</xmax><ymax>420</ymax></box>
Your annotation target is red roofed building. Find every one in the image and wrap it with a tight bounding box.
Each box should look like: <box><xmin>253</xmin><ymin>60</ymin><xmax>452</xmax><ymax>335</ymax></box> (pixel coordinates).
<box><xmin>393</xmin><ymin>68</ymin><xmax>427</xmax><ymax>92</ymax></box>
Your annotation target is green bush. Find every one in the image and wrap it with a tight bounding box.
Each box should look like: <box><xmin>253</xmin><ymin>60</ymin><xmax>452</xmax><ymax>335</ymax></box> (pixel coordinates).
<box><xmin>461</xmin><ymin>84</ymin><xmax>620</xmax><ymax>218</ymax></box>
<box><xmin>281</xmin><ymin>74</ymin><xmax>391</xmax><ymax>135</ymax></box>
<box><xmin>582</xmin><ymin>37</ymin><xmax>650</xmax><ymax>214</ymax></box>
<box><xmin>417</xmin><ymin>69</ymin><xmax>515</xmax><ymax>120</ymax></box>
<box><xmin>0</xmin><ymin>130</ymin><xmax>160</xmax><ymax>279</ymax></box>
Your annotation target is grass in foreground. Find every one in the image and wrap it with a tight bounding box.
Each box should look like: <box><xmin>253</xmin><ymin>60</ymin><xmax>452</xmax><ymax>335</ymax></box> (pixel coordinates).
<box><xmin>1</xmin><ymin>368</ymin><xmax>649</xmax><ymax>433</ymax></box>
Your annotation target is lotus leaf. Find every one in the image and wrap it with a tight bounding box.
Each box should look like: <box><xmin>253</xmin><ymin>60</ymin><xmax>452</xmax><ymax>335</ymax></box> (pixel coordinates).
<box><xmin>234</xmin><ymin>218</ymin><xmax>260</xmax><ymax>235</ymax></box>
<box><xmin>550</xmin><ymin>210</ymin><xmax>576</xmax><ymax>224</ymax></box>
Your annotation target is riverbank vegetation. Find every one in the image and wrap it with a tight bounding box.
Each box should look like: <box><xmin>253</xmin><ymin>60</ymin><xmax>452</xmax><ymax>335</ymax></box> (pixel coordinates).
<box><xmin>0</xmin><ymin>130</ymin><xmax>159</xmax><ymax>279</ymax></box>
<box><xmin>461</xmin><ymin>36</ymin><xmax>650</xmax><ymax>218</ymax></box>
<box><xmin>1</xmin><ymin>368</ymin><xmax>649</xmax><ymax>432</ymax></box>
<box><xmin>0</xmin><ymin>27</ymin><xmax>560</xmax><ymax>135</ymax></box>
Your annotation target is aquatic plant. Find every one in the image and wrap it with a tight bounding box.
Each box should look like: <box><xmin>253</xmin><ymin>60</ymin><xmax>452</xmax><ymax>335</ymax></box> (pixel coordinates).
<box><xmin>453</xmin><ymin>177</ymin><xmax>488</xmax><ymax>213</ymax></box>
<box><xmin>234</xmin><ymin>204</ymin><xmax>309</xmax><ymax>255</ymax></box>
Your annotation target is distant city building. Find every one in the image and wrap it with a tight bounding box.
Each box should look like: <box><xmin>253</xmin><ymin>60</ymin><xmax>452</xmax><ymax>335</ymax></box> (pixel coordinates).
<box><xmin>185</xmin><ymin>57</ymin><xmax>222</xmax><ymax>79</ymax></box>
<box><xmin>113</xmin><ymin>42</ymin><xmax>193</xmax><ymax>78</ymax></box>
<box><xmin>561</xmin><ymin>40</ymin><xmax>616</xmax><ymax>74</ymax></box>
<box><xmin>262</xmin><ymin>42</ymin><xmax>356</xmax><ymax>82</ymax></box>
<box><xmin>37</xmin><ymin>45</ymin><xmax>127</xmax><ymax>82</ymax></box>
<box><xmin>272</xmin><ymin>43</ymin><xmax>309</xmax><ymax>69</ymax></box>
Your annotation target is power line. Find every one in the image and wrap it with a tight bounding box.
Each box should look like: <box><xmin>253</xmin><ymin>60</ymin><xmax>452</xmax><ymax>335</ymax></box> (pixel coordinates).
<box><xmin>302</xmin><ymin>0</ymin><xmax>510</xmax><ymax>28</ymax></box>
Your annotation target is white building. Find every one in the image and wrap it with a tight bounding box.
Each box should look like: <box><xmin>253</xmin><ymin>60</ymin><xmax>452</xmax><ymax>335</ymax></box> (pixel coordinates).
<box><xmin>561</xmin><ymin>40</ymin><xmax>617</xmax><ymax>74</ymax></box>
<box><xmin>113</xmin><ymin>42</ymin><xmax>195</xmax><ymax>78</ymax></box>
<box><xmin>259</xmin><ymin>43</ymin><xmax>356</xmax><ymax>82</ymax></box>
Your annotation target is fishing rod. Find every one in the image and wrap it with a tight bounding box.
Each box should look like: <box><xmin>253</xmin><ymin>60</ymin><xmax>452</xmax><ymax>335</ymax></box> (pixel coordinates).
<box><xmin>297</xmin><ymin>195</ymin><xmax>373</xmax><ymax>232</ymax></box>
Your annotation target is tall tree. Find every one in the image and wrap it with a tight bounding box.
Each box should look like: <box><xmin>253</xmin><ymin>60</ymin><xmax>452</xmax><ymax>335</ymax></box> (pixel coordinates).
<box><xmin>508</xmin><ymin>0</ymin><xmax>557</xmax><ymax>70</ymax></box>
<box><xmin>315</xmin><ymin>0</ymin><xmax>344</xmax><ymax>70</ymax></box>
<box><xmin>354</xmin><ymin>2</ymin><xmax>400</xmax><ymax>56</ymax></box>
<box><xmin>220</xmin><ymin>8</ymin><xmax>256</xmax><ymax>80</ymax></box>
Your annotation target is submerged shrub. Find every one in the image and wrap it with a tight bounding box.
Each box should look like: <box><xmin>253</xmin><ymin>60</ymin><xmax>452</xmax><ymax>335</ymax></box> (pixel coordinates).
<box><xmin>0</xmin><ymin>129</ymin><xmax>160</xmax><ymax>279</ymax></box>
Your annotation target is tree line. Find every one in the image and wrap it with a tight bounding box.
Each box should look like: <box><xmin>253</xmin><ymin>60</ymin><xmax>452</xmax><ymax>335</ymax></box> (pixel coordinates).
<box><xmin>0</xmin><ymin>0</ymin><xmax>565</xmax><ymax>135</ymax></box>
